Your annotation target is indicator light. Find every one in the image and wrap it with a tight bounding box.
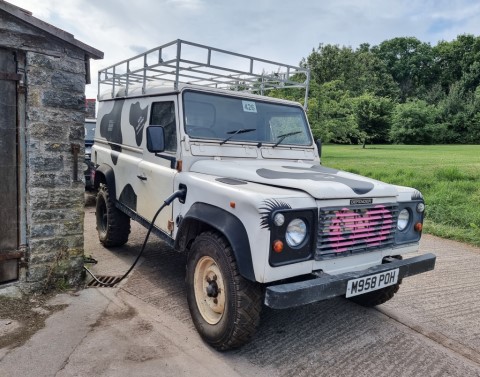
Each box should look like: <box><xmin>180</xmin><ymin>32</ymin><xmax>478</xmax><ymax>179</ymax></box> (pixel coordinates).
<box><xmin>273</xmin><ymin>240</ymin><xmax>284</xmax><ymax>253</ymax></box>
<box><xmin>414</xmin><ymin>222</ymin><xmax>423</xmax><ymax>232</ymax></box>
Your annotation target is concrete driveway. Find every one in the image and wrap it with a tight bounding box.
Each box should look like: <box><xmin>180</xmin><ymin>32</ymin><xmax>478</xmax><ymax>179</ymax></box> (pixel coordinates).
<box><xmin>1</xmin><ymin>202</ymin><xmax>480</xmax><ymax>376</ymax></box>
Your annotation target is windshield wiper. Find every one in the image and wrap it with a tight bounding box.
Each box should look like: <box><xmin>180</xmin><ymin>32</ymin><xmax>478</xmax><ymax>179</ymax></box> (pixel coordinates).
<box><xmin>273</xmin><ymin>131</ymin><xmax>302</xmax><ymax>148</ymax></box>
<box><xmin>220</xmin><ymin>128</ymin><xmax>256</xmax><ymax>145</ymax></box>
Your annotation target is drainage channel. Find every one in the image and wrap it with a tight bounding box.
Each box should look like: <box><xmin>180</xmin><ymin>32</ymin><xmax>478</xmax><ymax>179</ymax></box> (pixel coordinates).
<box><xmin>87</xmin><ymin>275</ymin><xmax>122</xmax><ymax>288</ymax></box>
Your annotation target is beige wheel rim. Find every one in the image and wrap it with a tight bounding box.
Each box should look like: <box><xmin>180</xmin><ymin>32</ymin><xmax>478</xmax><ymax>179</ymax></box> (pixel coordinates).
<box><xmin>193</xmin><ymin>256</ymin><xmax>226</xmax><ymax>325</ymax></box>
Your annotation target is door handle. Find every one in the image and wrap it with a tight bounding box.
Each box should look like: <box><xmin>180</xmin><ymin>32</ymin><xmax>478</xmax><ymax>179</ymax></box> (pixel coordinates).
<box><xmin>137</xmin><ymin>174</ymin><xmax>147</xmax><ymax>181</ymax></box>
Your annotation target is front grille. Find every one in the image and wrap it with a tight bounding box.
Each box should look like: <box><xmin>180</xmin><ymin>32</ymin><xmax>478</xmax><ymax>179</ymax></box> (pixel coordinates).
<box><xmin>316</xmin><ymin>203</ymin><xmax>398</xmax><ymax>259</ymax></box>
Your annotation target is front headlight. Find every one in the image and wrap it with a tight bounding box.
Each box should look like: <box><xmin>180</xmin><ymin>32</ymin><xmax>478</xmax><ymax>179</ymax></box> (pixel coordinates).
<box><xmin>285</xmin><ymin>218</ymin><xmax>307</xmax><ymax>247</ymax></box>
<box><xmin>267</xmin><ymin>208</ymin><xmax>316</xmax><ymax>266</ymax></box>
<box><xmin>397</xmin><ymin>209</ymin><xmax>410</xmax><ymax>231</ymax></box>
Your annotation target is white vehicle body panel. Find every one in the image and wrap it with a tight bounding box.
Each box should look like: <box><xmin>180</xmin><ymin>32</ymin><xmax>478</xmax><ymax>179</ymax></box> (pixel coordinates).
<box><xmin>189</xmin><ymin>159</ymin><xmax>398</xmax><ymax>199</ymax></box>
<box><xmin>90</xmin><ymin>41</ymin><xmax>435</xmax><ymax>346</ymax></box>
<box><xmin>93</xmin><ymin>83</ymin><xmax>425</xmax><ymax>285</ymax></box>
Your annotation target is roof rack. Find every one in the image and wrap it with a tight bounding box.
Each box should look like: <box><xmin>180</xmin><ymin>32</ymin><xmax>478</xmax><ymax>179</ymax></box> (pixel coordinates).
<box><xmin>97</xmin><ymin>39</ymin><xmax>310</xmax><ymax>108</ymax></box>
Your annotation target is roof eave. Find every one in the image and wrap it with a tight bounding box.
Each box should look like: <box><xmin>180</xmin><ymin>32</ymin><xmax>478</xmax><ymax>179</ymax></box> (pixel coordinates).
<box><xmin>0</xmin><ymin>0</ymin><xmax>103</xmax><ymax>59</ymax></box>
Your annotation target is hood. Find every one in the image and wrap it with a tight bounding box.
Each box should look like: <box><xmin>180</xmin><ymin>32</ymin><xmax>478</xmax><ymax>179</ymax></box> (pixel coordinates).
<box><xmin>190</xmin><ymin>160</ymin><xmax>398</xmax><ymax>199</ymax></box>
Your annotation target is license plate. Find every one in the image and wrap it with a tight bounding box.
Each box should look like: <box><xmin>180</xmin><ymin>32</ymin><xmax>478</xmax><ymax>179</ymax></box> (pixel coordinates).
<box><xmin>346</xmin><ymin>268</ymin><xmax>399</xmax><ymax>298</ymax></box>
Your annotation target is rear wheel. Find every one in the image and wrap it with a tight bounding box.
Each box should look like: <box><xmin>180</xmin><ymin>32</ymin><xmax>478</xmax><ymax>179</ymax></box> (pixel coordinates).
<box><xmin>95</xmin><ymin>183</ymin><xmax>130</xmax><ymax>247</ymax></box>
<box><xmin>186</xmin><ymin>231</ymin><xmax>262</xmax><ymax>351</ymax></box>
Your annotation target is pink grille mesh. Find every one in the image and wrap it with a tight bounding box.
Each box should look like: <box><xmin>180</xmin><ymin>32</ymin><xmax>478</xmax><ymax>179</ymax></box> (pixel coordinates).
<box><xmin>317</xmin><ymin>204</ymin><xmax>397</xmax><ymax>256</ymax></box>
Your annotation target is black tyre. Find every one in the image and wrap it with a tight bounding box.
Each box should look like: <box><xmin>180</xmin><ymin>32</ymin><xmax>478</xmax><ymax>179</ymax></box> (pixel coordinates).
<box><xmin>348</xmin><ymin>280</ymin><xmax>402</xmax><ymax>307</ymax></box>
<box><xmin>95</xmin><ymin>184</ymin><xmax>130</xmax><ymax>247</ymax></box>
<box><xmin>186</xmin><ymin>231</ymin><xmax>262</xmax><ymax>351</ymax></box>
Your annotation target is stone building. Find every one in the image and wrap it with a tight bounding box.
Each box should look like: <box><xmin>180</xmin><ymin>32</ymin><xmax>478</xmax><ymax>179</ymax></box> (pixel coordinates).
<box><xmin>85</xmin><ymin>98</ymin><xmax>96</xmax><ymax>119</ymax></box>
<box><xmin>0</xmin><ymin>1</ymin><xmax>103</xmax><ymax>294</ymax></box>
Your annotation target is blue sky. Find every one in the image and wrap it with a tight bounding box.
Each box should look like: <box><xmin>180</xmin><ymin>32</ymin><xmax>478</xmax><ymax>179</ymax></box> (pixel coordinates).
<box><xmin>7</xmin><ymin>0</ymin><xmax>480</xmax><ymax>98</ymax></box>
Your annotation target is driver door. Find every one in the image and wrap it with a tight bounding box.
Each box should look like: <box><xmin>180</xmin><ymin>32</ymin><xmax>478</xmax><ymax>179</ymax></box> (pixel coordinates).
<box><xmin>136</xmin><ymin>96</ymin><xmax>179</xmax><ymax>234</ymax></box>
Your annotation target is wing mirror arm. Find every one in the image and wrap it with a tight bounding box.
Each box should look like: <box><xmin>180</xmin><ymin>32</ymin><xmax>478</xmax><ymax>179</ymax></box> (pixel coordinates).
<box><xmin>315</xmin><ymin>138</ymin><xmax>322</xmax><ymax>159</ymax></box>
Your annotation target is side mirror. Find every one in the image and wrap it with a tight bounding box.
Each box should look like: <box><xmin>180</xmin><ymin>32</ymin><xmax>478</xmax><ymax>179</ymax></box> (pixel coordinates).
<box><xmin>147</xmin><ymin>126</ymin><xmax>165</xmax><ymax>153</ymax></box>
<box><xmin>315</xmin><ymin>138</ymin><xmax>322</xmax><ymax>158</ymax></box>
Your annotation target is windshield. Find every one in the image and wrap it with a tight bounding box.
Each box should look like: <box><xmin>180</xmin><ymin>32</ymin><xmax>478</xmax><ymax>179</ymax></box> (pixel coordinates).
<box><xmin>85</xmin><ymin>121</ymin><xmax>96</xmax><ymax>141</ymax></box>
<box><xmin>183</xmin><ymin>91</ymin><xmax>312</xmax><ymax>146</ymax></box>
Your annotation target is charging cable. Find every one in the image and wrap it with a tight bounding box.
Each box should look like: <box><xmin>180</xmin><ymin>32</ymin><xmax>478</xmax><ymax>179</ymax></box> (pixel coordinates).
<box><xmin>84</xmin><ymin>188</ymin><xmax>186</xmax><ymax>287</ymax></box>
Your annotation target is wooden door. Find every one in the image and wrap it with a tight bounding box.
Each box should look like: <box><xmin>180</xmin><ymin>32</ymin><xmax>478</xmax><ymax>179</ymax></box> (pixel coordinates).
<box><xmin>0</xmin><ymin>48</ymin><xmax>18</xmax><ymax>253</ymax></box>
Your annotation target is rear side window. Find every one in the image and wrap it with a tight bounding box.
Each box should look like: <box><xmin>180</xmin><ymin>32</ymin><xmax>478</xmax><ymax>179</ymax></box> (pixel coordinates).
<box><xmin>151</xmin><ymin>102</ymin><xmax>177</xmax><ymax>152</ymax></box>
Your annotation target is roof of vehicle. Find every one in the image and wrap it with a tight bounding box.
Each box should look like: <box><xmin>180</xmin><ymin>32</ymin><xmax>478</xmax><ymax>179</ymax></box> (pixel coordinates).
<box><xmin>98</xmin><ymin>39</ymin><xmax>310</xmax><ymax>108</ymax></box>
<box><xmin>98</xmin><ymin>82</ymin><xmax>305</xmax><ymax>108</ymax></box>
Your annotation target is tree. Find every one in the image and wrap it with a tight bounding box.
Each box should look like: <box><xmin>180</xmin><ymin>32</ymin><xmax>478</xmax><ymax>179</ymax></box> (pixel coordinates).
<box><xmin>309</xmin><ymin>81</ymin><xmax>361</xmax><ymax>143</ymax></box>
<box><xmin>305</xmin><ymin>43</ymin><xmax>398</xmax><ymax>99</ymax></box>
<box><xmin>372</xmin><ymin>37</ymin><xmax>436</xmax><ymax>101</ymax></box>
<box><xmin>354</xmin><ymin>94</ymin><xmax>393</xmax><ymax>148</ymax></box>
<box><xmin>275</xmin><ymin>35</ymin><xmax>480</xmax><ymax>145</ymax></box>
<box><xmin>306</xmin><ymin>44</ymin><xmax>357</xmax><ymax>86</ymax></box>
<box><xmin>390</xmin><ymin>100</ymin><xmax>438</xmax><ymax>144</ymax></box>
<box><xmin>433</xmin><ymin>34</ymin><xmax>480</xmax><ymax>94</ymax></box>
<box><xmin>352</xmin><ymin>51</ymin><xmax>399</xmax><ymax>99</ymax></box>
<box><xmin>436</xmin><ymin>81</ymin><xmax>480</xmax><ymax>144</ymax></box>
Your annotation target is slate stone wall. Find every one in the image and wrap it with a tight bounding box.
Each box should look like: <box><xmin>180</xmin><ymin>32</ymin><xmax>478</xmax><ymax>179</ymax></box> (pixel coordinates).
<box><xmin>0</xmin><ymin>7</ymin><xmax>103</xmax><ymax>295</ymax></box>
<box><xmin>22</xmin><ymin>50</ymin><xmax>86</xmax><ymax>291</ymax></box>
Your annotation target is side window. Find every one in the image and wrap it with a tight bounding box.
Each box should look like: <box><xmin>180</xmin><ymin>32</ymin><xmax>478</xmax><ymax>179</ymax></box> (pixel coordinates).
<box><xmin>151</xmin><ymin>101</ymin><xmax>177</xmax><ymax>152</ymax></box>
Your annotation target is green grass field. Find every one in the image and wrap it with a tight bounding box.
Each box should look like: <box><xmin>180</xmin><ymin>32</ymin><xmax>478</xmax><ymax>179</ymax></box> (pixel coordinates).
<box><xmin>321</xmin><ymin>145</ymin><xmax>480</xmax><ymax>246</ymax></box>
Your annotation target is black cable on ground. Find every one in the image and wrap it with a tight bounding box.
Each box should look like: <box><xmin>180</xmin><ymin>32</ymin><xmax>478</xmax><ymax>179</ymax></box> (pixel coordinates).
<box><xmin>84</xmin><ymin>188</ymin><xmax>186</xmax><ymax>287</ymax></box>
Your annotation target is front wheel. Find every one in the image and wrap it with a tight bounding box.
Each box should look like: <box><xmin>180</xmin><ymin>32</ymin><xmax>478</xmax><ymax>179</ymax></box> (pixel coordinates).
<box><xmin>186</xmin><ymin>231</ymin><xmax>262</xmax><ymax>351</ymax></box>
<box><xmin>348</xmin><ymin>281</ymin><xmax>402</xmax><ymax>307</ymax></box>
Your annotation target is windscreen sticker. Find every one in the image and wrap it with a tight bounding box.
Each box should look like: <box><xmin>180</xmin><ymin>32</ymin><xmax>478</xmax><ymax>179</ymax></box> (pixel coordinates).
<box><xmin>242</xmin><ymin>101</ymin><xmax>257</xmax><ymax>113</ymax></box>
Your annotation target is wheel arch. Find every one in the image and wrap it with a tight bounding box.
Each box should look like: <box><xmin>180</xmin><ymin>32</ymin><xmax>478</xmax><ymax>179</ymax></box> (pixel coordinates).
<box><xmin>94</xmin><ymin>163</ymin><xmax>116</xmax><ymax>199</ymax></box>
<box><xmin>176</xmin><ymin>202</ymin><xmax>255</xmax><ymax>282</ymax></box>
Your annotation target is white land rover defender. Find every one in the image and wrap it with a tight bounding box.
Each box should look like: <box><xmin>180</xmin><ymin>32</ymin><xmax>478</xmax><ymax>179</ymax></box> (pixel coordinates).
<box><xmin>92</xmin><ymin>40</ymin><xmax>436</xmax><ymax>350</ymax></box>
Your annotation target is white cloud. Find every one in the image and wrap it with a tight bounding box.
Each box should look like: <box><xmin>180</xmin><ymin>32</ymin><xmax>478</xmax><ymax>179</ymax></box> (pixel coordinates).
<box><xmin>165</xmin><ymin>0</ymin><xmax>204</xmax><ymax>10</ymax></box>
<box><xmin>5</xmin><ymin>0</ymin><xmax>480</xmax><ymax>99</ymax></box>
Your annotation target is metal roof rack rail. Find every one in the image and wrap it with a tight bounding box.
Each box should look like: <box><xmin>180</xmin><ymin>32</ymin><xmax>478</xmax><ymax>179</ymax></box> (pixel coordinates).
<box><xmin>98</xmin><ymin>39</ymin><xmax>310</xmax><ymax>108</ymax></box>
